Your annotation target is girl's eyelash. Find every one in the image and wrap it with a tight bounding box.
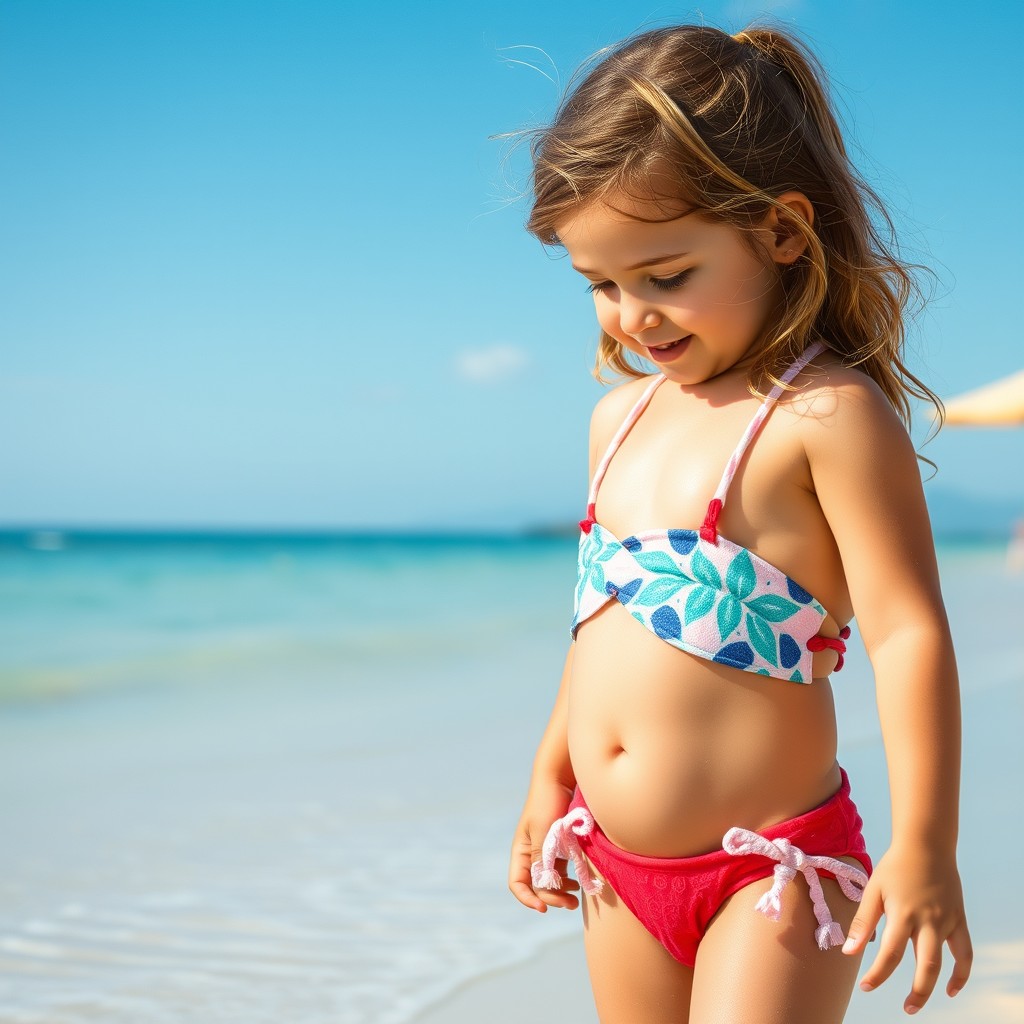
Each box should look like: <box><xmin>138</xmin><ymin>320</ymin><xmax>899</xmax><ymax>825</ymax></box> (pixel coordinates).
<box><xmin>586</xmin><ymin>269</ymin><xmax>693</xmax><ymax>295</ymax></box>
<box><xmin>651</xmin><ymin>269</ymin><xmax>693</xmax><ymax>291</ymax></box>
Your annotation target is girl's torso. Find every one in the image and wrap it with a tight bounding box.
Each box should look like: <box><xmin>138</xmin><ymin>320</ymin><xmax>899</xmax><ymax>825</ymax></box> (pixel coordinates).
<box><xmin>568</xmin><ymin>347</ymin><xmax>853</xmax><ymax>857</ymax></box>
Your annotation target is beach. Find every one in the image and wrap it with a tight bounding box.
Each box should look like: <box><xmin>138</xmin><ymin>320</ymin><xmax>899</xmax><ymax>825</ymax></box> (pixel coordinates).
<box><xmin>0</xmin><ymin>531</ymin><xmax>1021</xmax><ymax>1022</ymax></box>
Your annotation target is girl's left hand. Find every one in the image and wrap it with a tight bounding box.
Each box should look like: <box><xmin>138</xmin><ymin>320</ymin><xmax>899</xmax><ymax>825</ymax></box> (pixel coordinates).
<box><xmin>842</xmin><ymin>842</ymin><xmax>973</xmax><ymax>1015</ymax></box>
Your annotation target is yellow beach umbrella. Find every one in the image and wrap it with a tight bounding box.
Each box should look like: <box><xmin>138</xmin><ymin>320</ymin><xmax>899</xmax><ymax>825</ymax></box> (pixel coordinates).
<box><xmin>943</xmin><ymin>370</ymin><xmax>1024</xmax><ymax>426</ymax></box>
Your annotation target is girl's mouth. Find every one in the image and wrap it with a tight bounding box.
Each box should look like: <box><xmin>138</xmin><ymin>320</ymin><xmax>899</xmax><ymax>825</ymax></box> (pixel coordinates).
<box><xmin>645</xmin><ymin>336</ymin><xmax>691</xmax><ymax>363</ymax></box>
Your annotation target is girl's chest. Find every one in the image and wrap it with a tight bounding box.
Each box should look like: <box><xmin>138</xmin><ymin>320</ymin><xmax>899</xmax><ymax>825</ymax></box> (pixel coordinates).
<box><xmin>595</xmin><ymin>397</ymin><xmax>811</xmax><ymax>539</ymax></box>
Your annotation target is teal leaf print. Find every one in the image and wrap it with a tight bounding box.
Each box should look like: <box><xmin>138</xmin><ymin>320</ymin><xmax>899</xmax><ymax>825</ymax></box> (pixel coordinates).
<box><xmin>635</xmin><ymin>551</ymin><xmax>684</xmax><ymax>576</ymax></box>
<box><xmin>746</xmin><ymin>611</ymin><xmax>778</xmax><ymax>666</ymax></box>
<box><xmin>684</xmin><ymin>586</ymin><xmax>716</xmax><ymax>625</ymax></box>
<box><xmin>634</xmin><ymin>578</ymin><xmax>687</xmax><ymax>606</ymax></box>
<box><xmin>747</xmin><ymin>594</ymin><xmax>799</xmax><ymax>622</ymax></box>
<box><xmin>691</xmin><ymin>549</ymin><xmax>722</xmax><ymax>589</ymax></box>
<box><xmin>717</xmin><ymin>595</ymin><xmax>742</xmax><ymax>641</ymax></box>
<box><xmin>590</xmin><ymin>563</ymin><xmax>605</xmax><ymax>594</ymax></box>
<box><xmin>725</xmin><ymin>549</ymin><xmax>757</xmax><ymax>600</ymax></box>
<box><xmin>596</xmin><ymin>544</ymin><xmax>618</xmax><ymax>562</ymax></box>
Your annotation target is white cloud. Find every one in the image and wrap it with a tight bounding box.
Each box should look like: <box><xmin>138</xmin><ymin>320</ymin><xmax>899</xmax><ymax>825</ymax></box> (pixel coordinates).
<box><xmin>454</xmin><ymin>344</ymin><xmax>529</xmax><ymax>384</ymax></box>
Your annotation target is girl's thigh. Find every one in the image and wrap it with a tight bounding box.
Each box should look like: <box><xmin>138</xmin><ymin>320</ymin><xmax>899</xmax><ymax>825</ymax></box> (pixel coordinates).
<box><xmin>689</xmin><ymin>861</ymin><xmax>866</xmax><ymax>1024</ymax></box>
<box><xmin>582</xmin><ymin>883</ymin><xmax>694</xmax><ymax>1024</ymax></box>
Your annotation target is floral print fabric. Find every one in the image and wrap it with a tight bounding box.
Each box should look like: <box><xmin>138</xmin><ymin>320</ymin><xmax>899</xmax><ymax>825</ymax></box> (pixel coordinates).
<box><xmin>572</xmin><ymin>523</ymin><xmax>829</xmax><ymax>683</ymax></box>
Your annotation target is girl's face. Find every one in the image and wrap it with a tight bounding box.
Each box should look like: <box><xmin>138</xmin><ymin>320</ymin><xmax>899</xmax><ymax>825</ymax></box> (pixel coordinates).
<box><xmin>557</xmin><ymin>194</ymin><xmax>790</xmax><ymax>386</ymax></box>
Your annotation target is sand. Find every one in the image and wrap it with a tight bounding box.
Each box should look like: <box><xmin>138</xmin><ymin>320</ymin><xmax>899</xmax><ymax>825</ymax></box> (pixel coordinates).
<box><xmin>415</xmin><ymin>933</ymin><xmax>1024</xmax><ymax>1024</ymax></box>
<box><xmin>414</xmin><ymin>936</ymin><xmax>595</xmax><ymax>1024</ymax></box>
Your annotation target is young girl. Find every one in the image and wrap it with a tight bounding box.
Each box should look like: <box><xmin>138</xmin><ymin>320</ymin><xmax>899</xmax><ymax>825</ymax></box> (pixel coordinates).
<box><xmin>508</xmin><ymin>24</ymin><xmax>972</xmax><ymax>1023</ymax></box>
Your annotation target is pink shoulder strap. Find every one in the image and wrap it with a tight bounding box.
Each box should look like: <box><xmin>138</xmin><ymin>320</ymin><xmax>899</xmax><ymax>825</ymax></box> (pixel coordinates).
<box><xmin>700</xmin><ymin>341</ymin><xmax>827</xmax><ymax>542</ymax></box>
<box><xmin>581</xmin><ymin>375</ymin><xmax>665</xmax><ymax>530</ymax></box>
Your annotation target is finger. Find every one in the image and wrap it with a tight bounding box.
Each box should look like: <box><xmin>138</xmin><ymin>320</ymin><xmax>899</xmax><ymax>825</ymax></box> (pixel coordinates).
<box><xmin>532</xmin><ymin>857</ymin><xmax>580</xmax><ymax>909</ymax></box>
<box><xmin>509</xmin><ymin>877</ymin><xmax>548</xmax><ymax>912</ymax></box>
<box><xmin>843</xmin><ymin>884</ymin><xmax>883</xmax><ymax>956</ymax></box>
<box><xmin>904</xmin><ymin>929</ymin><xmax>943</xmax><ymax>1014</ymax></box>
<box><xmin>859</xmin><ymin>919</ymin><xmax>910</xmax><ymax>992</ymax></box>
<box><xmin>509</xmin><ymin>834</ymin><xmax>547</xmax><ymax>912</ymax></box>
<box><xmin>539</xmin><ymin>887</ymin><xmax>580</xmax><ymax>911</ymax></box>
<box><xmin>945</xmin><ymin>921</ymin><xmax>974</xmax><ymax>997</ymax></box>
<box><xmin>509</xmin><ymin>861</ymin><xmax>579</xmax><ymax>911</ymax></box>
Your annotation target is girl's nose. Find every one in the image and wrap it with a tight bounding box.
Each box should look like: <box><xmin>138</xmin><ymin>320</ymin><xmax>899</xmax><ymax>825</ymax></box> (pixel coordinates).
<box><xmin>619</xmin><ymin>293</ymin><xmax>661</xmax><ymax>338</ymax></box>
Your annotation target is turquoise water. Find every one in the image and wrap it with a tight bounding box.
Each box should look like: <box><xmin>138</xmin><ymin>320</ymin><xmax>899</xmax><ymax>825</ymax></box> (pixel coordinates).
<box><xmin>0</xmin><ymin>530</ymin><xmax>576</xmax><ymax>698</ymax></box>
<box><xmin>0</xmin><ymin>529</ymin><xmax>581</xmax><ymax>1024</ymax></box>
<box><xmin>0</xmin><ymin>529</ymin><xmax>1020</xmax><ymax>1023</ymax></box>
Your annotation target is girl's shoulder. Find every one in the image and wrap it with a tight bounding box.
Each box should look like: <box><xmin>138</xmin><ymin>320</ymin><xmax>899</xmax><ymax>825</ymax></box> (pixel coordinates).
<box><xmin>587</xmin><ymin>375</ymin><xmax>660</xmax><ymax>467</ymax></box>
<box><xmin>782</xmin><ymin>350</ymin><xmax>912</xmax><ymax>454</ymax></box>
<box><xmin>589</xmin><ymin>374</ymin><xmax>659</xmax><ymax>435</ymax></box>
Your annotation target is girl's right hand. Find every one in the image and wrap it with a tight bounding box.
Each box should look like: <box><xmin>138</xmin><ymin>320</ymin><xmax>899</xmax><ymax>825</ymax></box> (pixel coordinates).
<box><xmin>508</xmin><ymin>779</ymin><xmax>579</xmax><ymax>912</ymax></box>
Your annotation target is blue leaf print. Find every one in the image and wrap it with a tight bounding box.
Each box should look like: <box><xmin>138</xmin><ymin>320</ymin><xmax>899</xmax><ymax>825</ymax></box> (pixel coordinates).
<box><xmin>652</xmin><ymin>605</ymin><xmax>682</xmax><ymax>640</ymax></box>
<box><xmin>717</xmin><ymin>595</ymin><xmax>742</xmax><ymax>641</ymax></box>
<box><xmin>691</xmin><ymin>549</ymin><xmax>722</xmax><ymax>589</ymax></box>
<box><xmin>668</xmin><ymin>529</ymin><xmax>698</xmax><ymax>555</ymax></box>
<box><xmin>786</xmin><ymin>578</ymin><xmax>813</xmax><ymax>604</ymax></box>
<box><xmin>684</xmin><ymin>586</ymin><xmax>716</xmax><ymax>625</ymax></box>
<box><xmin>779</xmin><ymin>633</ymin><xmax>801</xmax><ymax>669</ymax></box>
<box><xmin>634</xmin><ymin>578</ymin><xmax>686</xmax><ymax>606</ymax></box>
<box><xmin>635</xmin><ymin>551</ymin><xmax>683</xmax><ymax>575</ymax></box>
<box><xmin>616</xmin><ymin>577</ymin><xmax>643</xmax><ymax>602</ymax></box>
<box><xmin>725</xmin><ymin>549</ymin><xmax>757</xmax><ymax>600</ymax></box>
<box><xmin>746</xmin><ymin>612</ymin><xmax>778</xmax><ymax>666</ymax></box>
<box><xmin>622</xmin><ymin>535</ymin><xmax>642</xmax><ymax>552</ymax></box>
<box><xmin>715</xmin><ymin>642</ymin><xmax>755</xmax><ymax>669</ymax></box>
<box><xmin>747</xmin><ymin>594</ymin><xmax>799</xmax><ymax>622</ymax></box>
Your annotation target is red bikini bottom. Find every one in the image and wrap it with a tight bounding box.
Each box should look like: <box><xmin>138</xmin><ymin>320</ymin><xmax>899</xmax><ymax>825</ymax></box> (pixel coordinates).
<box><xmin>567</xmin><ymin>768</ymin><xmax>872</xmax><ymax>966</ymax></box>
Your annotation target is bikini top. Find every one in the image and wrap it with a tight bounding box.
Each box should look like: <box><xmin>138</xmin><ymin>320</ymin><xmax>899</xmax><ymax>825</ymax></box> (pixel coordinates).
<box><xmin>572</xmin><ymin>341</ymin><xmax>849</xmax><ymax>683</ymax></box>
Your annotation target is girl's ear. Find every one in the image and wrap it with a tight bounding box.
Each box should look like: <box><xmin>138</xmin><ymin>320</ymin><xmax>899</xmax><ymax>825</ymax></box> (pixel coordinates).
<box><xmin>764</xmin><ymin>191</ymin><xmax>815</xmax><ymax>265</ymax></box>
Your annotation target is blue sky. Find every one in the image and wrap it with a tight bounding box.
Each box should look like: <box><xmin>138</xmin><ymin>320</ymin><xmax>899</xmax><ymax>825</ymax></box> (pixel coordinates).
<box><xmin>2</xmin><ymin>0</ymin><xmax>1021</xmax><ymax>531</ymax></box>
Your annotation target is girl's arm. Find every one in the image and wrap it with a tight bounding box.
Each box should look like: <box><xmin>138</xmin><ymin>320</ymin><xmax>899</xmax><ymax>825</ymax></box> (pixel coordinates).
<box><xmin>803</xmin><ymin>374</ymin><xmax>973</xmax><ymax>1014</ymax></box>
<box><xmin>508</xmin><ymin>383</ymin><xmax>638</xmax><ymax>912</ymax></box>
<box><xmin>508</xmin><ymin>644</ymin><xmax>580</xmax><ymax>911</ymax></box>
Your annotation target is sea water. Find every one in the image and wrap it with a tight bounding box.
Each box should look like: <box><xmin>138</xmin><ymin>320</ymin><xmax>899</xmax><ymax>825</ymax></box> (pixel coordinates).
<box><xmin>0</xmin><ymin>530</ymin><xmax>1020</xmax><ymax>1023</ymax></box>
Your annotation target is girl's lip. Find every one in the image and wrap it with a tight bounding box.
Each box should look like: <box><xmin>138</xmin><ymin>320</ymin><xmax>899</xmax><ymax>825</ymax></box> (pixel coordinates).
<box><xmin>644</xmin><ymin>336</ymin><xmax>692</xmax><ymax>363</ymax></box>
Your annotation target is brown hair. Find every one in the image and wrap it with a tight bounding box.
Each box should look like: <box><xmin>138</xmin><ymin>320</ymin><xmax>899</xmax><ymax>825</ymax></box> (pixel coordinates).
<box><xmin>526</xmin><ymin>24</ymin><xmax>941</xmax><ymax>429</ymax></box>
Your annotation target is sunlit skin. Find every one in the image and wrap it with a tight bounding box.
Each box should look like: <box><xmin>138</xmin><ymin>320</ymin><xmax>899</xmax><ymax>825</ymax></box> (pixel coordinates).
<box><xmin>509</xmin><ymin>192</ymin><xmax>972</xmax><ymax>1022</ymax></box>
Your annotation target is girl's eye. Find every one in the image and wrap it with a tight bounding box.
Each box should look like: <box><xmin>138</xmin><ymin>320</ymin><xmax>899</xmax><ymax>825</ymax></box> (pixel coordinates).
<box><xmin>650</xmin><ymin>269</ymin><xmax>693</xmax><ymax>292</ymax></box>
<box><xmin>585</xmin><ymin>269</ymin><xmax>692</xmax><ymax>295</ymax></box>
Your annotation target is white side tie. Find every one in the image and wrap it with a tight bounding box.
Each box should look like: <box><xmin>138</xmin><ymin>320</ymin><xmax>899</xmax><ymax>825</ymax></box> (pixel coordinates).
<box><xmin>531</xmin><ymin>808</ymin><xmax>605</xmax><ymax>896</ymax></box>
<box><xmin>723</xmin><ymin>827</ymin><xmax>868</xmax><ymax>950</ymax></box>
